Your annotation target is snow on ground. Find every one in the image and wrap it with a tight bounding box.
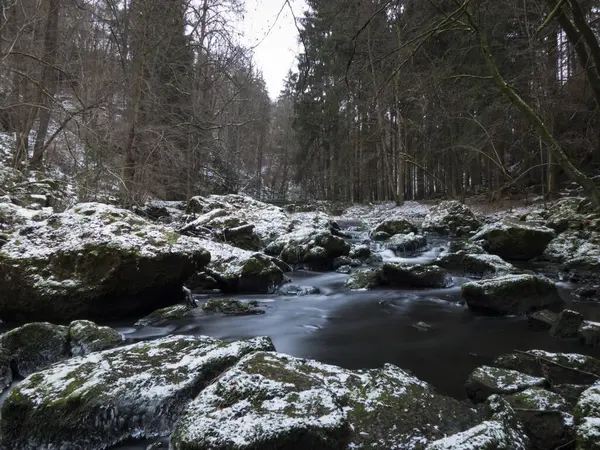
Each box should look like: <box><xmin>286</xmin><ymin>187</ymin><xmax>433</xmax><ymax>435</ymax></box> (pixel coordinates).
<box><xmin>341</xmin><ymin>201</ymin><xmax>432</xmax><ymax>227</ymax></box>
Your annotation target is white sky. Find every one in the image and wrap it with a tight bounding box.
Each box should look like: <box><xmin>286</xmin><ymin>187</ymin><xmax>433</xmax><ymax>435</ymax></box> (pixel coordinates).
<box><xmin>240</xmin><ymin>0</ymin><xmax>306</xmax><ymax>99</ymax></box>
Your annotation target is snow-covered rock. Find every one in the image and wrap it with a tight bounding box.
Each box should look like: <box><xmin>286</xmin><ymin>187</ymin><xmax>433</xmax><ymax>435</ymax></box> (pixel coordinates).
<box><xmin>68</xmin><ymin>320</ymin><xmax>124</xmax><ymax>356</ymax></box>
<box><xmin>382</xmin><ymin>263</ymin><xmax>453</xmax><ymax>288</ymax></box>
<box><xmin>0</xmin><ymin>348</ymin><xmax>10</xmax><ymax>394</ymax></box>
<box><xmin>471</xmin><ymin>220</ymin><xmax>555</xmax><ymax>261</ymax></box>
<box><xmin>461</xmin><ymin>274</ymin><xmax>563</xmax><ymax>315</ymax></box>
<box><xmin>266</xmin><ymin>228</ymin><xmax>351</xmax><ymax>271</ymax></box>
<box><xmin>277</xmin><ymin>284</ymin><xmax>320</xmax><ymax>296</ymax></box>
<box><xmin>371</xmin><ymin>217</ymin><xmax>417</xmax><ymax>237</ymax></box>
<box><xmin>0</xmin><ymin>322</ymin><xmax>70</xmax><ymax>378</ymax></box>
<box><xmin>580</xmin><ymin>321</ymin><xmax>600</xmax><ymax>348</ymax></box>
<box><xmin>493</xmin><ymin>350</ymin><xmax>600</xmax><ymax>385</ymax></box>
<box><xmin>171</xmin><ymin>351</ymin><xmax>479</xmax><ymax>450</ymax></box>
<box><xmin>426</xmin><ymin>395</ymin><xmax>528</xmax><ymax>450</ymax></box>
<box><xmin>435</xmin><ymin>251</ymin><xmax>516</xmax><ymax>278</ymax></box>
<box><xmin>190</xmin><ymin>240</ymin><xmax>286</xmax><ymax>293</ymax></box>
<box><xmin>345</xmin><ymin>267</ymin><xmax>383</xmax><ymax>290</ymax></box>
<box><xmin>544</xmin><ymin>197</ymin><xmax>594</xmax><ymax>232</ymax></box>
<box><xmin>384</xmin><ymin>232</ymin><xmax>428</xmax><ymax>255</ymax></box>
<box><xmin>0</xmin><ymin>334</ymin><xmax>275</xmax><ymax>450</ymax></box>
<box><xmin>422</xmin><ymin>200</ymin><xmax>482</xmax><ymax>236</ymax></box>
<box><xmin>135</xmin><ymin>304</ymin><xmax>195</xmax><ymax>327</ymax></box>
<box><xmin>465</xmin><ymin>366</ymin><xmax>546</xmax><ymax>402</ymax></box>
<box><xmin>0</xmin><ymin>202</ymin><xmax>210</xmax><ymax>322</ymax></box>
<box><xmin>574</xmin><ymin>381</ymin><xmax>600</xmax><ymax>449</ymax></box>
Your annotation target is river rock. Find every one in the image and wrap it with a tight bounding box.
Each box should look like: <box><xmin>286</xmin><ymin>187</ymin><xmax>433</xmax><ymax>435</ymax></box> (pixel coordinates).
<box><xmin>193</xmin><ymin>240</ymin><xmax>285</xmax><ymax>293</ymax></box>
<box><xmin>135</xmin><ymin>200</ymin><xmax>185</xmax><ymax>223</ymax></box>
<box><xmin>527</xmin><ymin>309</ymin><xmax>557</xmax><ymax>330</ymax></box>
<box><xmin>0</xmin><ymin>335</ymin><xmax>275</xmax><ymax>450</ymax></box>
<box><xmin>426</xmin><ymin>395</ymin><xmax>528</xmax><ymax>450</ymax></box>
<box><xmin>465</xmin><ymin>365</ymin><xmax>546</xmax><ymax>402</ymax></box>
<box><xmin>579</xmin><ymin>320</ymin><xmax>600</xmax><ymax>348</ymax></box>
<box><xmin>543</xmin><ymin>230</ymin><xmax>600</xmax><ymax>282</ymax></box>
<box><xmin>461</xmin><ymin>274</ymin><xmax>562</xmax><ymax>315</ymax></box>
<box><xmin>382</xmin><ymin>263</ymin><xmax>453</xmax><ymax>288</ymax></box>
<box><xmin>471</xmin><ymin>220</ymin><xmax>555</xmax><ymax>261</ymax></box>
<box><xmin>550</xmin><ymin>309</ymin><xmax>585</xmax><ymax>338</ymax></box>
<box><xmin>371</xmin><ymin>217</ymin><xmax>417</xmax><ymax>237</ymax></box>
<box><xmin>422</xmin><ymin>200</ymin><xmax>482</xmax><ymax>236</ymax></box>
<box><xmin>504</xmin><ymin>388</ymin><xmax>574</xmax><ymax>450</ymax></box>
<box><xmin>201</xmin><ymin>298</ymin><xmax>264</xmax><ymax>316</ymax></box>
<box><xmin>349</xmin><ymin>244</ymin><xmax>372</xmax><ymax>261</ymax></box>
<box><xmin>345</xmin><ymin>267</ymin><xmax>383</xmax><ymax>290</ymax></box>
<box><xmin>68</xmin><ymin>320</ymin><xmax>124</xmax><ymax>356</ymax></box>
<box><xmin>493</xmin><ymin>350</ymin><xmax>600</xmax><ymax>385</ymax></box>
<box><xmin>0</xmin><ymin>349</ymin><xmax>12</xmax><ymax>394</ymax></box>
<box><xmin>170</xmin><ymin>351</ymin><xmax>479</xmax><ymax>450</ymax></box>
<box><xmin>435</xmin><ymin>251</ymin><xmax>516</xmax><ymax>278</ymax></box>
<box><xmin>278</xmin><ymin>284</ymin><xmax>320</xmax><ymax>296</ymax></box>
<box><xmin>385</xmin><ymin>232</ymin><xmax>428</xmax><ymax>255</ymax></box>
<box><xmin>332</xmin><ymin>255</ymin><xmax>362</xmax><ymax>269</ymax></box>
<box><xmin>0</xmin><ymin>322</ymin><xmax>69</xmax><ymax>378</ymax></box>
<box><xmin>544</xmin><ymin>197</ymin><xmax>593</xmax><ymax>232</ymax></box>
<box><xmin>574</xmin><ymin>381</ymin><xmax>600</xmax><ymax>449</ymax></box>
<box><xmin>0</xmin><ymin>202</ymin><xmax>210</xmax><ymax>323</ymax></box>
<box><xmin>135</xmin><ymin>304</ymin><xmax>195</xmax><ymax>327</ymax></box>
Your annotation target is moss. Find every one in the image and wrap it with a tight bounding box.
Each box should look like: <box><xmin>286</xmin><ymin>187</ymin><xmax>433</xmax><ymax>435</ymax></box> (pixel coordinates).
<box><xmin>201</xmin><ymin>298</ymin><xmax>265</xmax><ymax>316</ymax></box>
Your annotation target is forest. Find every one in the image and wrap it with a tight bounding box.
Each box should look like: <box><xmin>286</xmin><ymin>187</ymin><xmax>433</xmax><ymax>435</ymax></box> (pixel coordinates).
<box><xmin>2</xmin><ymin>0</ymin><xmax>600</xmax><ymax>206</ymax></box>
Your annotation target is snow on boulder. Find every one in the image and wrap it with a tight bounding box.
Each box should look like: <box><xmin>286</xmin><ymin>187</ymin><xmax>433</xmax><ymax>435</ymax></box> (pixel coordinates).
<box><xmin>580</xmin><ymin>321</ymin><xmax>600</xmax><ymax>348</ymax></box>
<box><xmin>465</xmin><ymin>366</ymin><xmax>547</xmax><ymax>402</ymax></box>
<box><xmin>435</xmin><ymin>251</ymin><xmax>516</xmax><ymax>278</ymax></box>
<box><xmin>471</xmin><ymin>220</ymin><xmax>556</xmax><ymax>261</ymax></box>
<box><xmin>545</xmin><ymin>231</ymin><xmax>600</xmax><ymax>282</ymax></box>
<box><xmin>422</xmin><ymin>200</ymin><xmax>482</xmax><ymax>236</ymax></box>
<box><xmin>189</xmin><ymin>239</ymin><xmax>286</xmax><ymax>293</ymax></box>
<box><xmin>266</xmin><ymin>228</ymin><xmax>351</xmax><ymax>271</ymax></box>
<box><xmin>382</xmin><ymin>263</ymin><xmax>453</xmax><ymax>288</ymax></box>
<box><xmin>68</xmin><ymin>320</ymin><xmax>124</xmax><ymax>356</ymax></box>
<box><xmin>384</xmin><ymin>232</ymin><xmax>428</xmax><ymax>255</ymax></box>
<box><xmin>0</xmin><ymin>334</ymin><xmax>275</xmax><ymax>450</ymax></box>
<box><xmin>544</xmin><ymin>197</ymin><xmax>594</xmax><ymax>232</ymax></box>
<box><xmin>0</xmin><ymin>348</ymin><xmax>10</xmax><ymax>395</ymax></box>
<box><xmin>371</xmin><ymin>217</ymin><xmax>417</xmax><ymax>238</ymax></box>
<box><xmin>171</xmin><ymin>351</ymin><xmax>479</xmax><ymax>450</ymax></box>
<box><xmin>134</xmin><ymin>304</ymin><xmax>195</xmax><ymax>327</ymax></box>
<box><xmin>461</xmin><ymin>274</ymin><xmax>563</xmax><ymax>315</ymax></box>
<box><xmin>426</xmin><ymin>395</ymin><xmax>528</xmax><ymax>450</ymax></box>
<box><xmin>0</xmin><ymin>202</ymin><xmax>210</xmax><ymax>323</ymax></box>
<box><xmin>574</xmin><ymin>381</ymin><xmax>600</xmax><ymax>448</ymax></box>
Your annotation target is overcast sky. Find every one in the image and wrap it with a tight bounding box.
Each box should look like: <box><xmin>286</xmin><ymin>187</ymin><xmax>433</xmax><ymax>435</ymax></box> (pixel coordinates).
<box><xmin>240</xmin><ymin>0</ymin><xmax>306</xmax><ymax>99</ymax></box>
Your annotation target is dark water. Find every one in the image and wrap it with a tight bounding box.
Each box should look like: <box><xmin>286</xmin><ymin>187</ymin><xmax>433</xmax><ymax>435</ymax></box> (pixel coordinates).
<box><xmin>3</xmin><ymin>221</ymin><xmax>600</xmax><ymax>450</ymax></box>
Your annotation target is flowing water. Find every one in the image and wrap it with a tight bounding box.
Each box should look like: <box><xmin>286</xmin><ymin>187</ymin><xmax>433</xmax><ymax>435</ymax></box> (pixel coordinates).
<box><xmin>3</xmin><ymin>219</ymin><xmax>600</xmax><ymax>450</ymax></box>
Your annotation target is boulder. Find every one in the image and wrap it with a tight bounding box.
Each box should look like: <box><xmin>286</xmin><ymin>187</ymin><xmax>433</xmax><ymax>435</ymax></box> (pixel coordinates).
<box><xmin>345</xmin><ymin>268</ymin><xmax>383</xmax><ymax>290</ymax></box>
<box><xmin>0</xmin><ymin>201</ymin><xmax>50</xmax><ymax>231</ymax></box>
<box><xmin>134</xmin><ymin>200</ymin><xmax>185</xmax><ymax>223</ymax></box>
<box><xmin>135</xmin><ymin>304</ymin><xmax>195</xmax><ymax>327</ymax></box>
<box><xmin>0</xmin><ymin>335</ymin><xmax>275</xmax><ymax>450</ymax></box>
<box><xmin>471</xmin><ymin>220</ymin><xmax>555</xmax><ymax>261</ymax></box>
<box><xmin>550</xmin><ymin>309</ymin><xmax>585</xmax><ymax>338</ymax></box>
<box><xmin>422</xmin><ymin>200</ymin><xmax>482</xmax><ymax>236</ymax></box>
<box><xmin>201</xmin><ymin>298</ymin><xmax>265</xmax><ymax>316</ymax></box>
<box><xmin>504</xmin><ymin>388</ymin><xmax>574</xmax><ymax>450</ymax></box>
<box><xmin>0</xmin><ymin>203</ymin><xmax>210</xmax><ymax>322</ymax></box>
<box><xmin>171</xmin><ymin>351</ymin><xmax>479</xmax><ymax>450</ymax></box>
<box><xmin>372</xmin><ymin>231</ymin><xmax>391</xmax><ymax>241</ymax></box>
<box><xmin>579</xmin><ymin>321</ymin><xmax>600</xmax><ymax>348</ymax></box>
<box><xmin>348</xmin><ymin>244</ymin><xmax>372</xmax><ymax>261</ymax></box>
<box><xmin>0</xmin><ymin>348</ymin><xmax>12</xmax><ymax>394</ymax></box>
<box><xmin>493</xmin><ymin>350</ymin><xmax>600</xmax><ymax>385</ymax></box>
<box><xmin>465</xmin><ymin>365</ymin><xmax>546</xmax><ymax>402</ymax></box>
<box><xmin>332</xmin><ymin>255</ymin><xmax>361</xmax><ymax>269</ymax></box>
<box><xmin>193</xmin><ymin>240</ymin><xmax>285</xmax><ymax>293</ymax></box>
<box><xmin>574</xmin><ymin>382</ymin><xmax>600</xmax><ymax>449</ymax></box>
<box><xmin>384</xmin><ymin>232</ymin><xmax>428</xmax><ymax>255</ymax></box>
<box><xmin>426</xmin><ymin>395</ymin><xmax>528</xmax><ymax>450</ymax></box>
<box><xmin>269</xmin><ymin>229</ymin><xmax>351</xmax><ymax>271</ymax></box>
<box><xmin>381</xmin><ymin>263</ymin><xmax>453</xmax><ymax>288</ymax></box>
<box><xmin>435</xmin><ymin>251</ymin><xmax>516</xmax><ymax>278</ymax></box>
<box><xmin>68</xmin><ymin>320</ymin><xmax>124</xmax><ymax>356</ymax></box>
<box><xmin>543</xmin><ymin>231</ymin><xmax>600</xmax><ymax>282</ymax></box>
<box><xmin>277</xmin><ymin>284</ymin><xmax>320</xmax><ymax>296</ymax></box>
<box><xmin>544</xmin><ymin>197</ymin><xmax>593</xmax><ymax>232</ymax></box>
<box><xmin>461</xmin><ymin>274</ymin><xmax>563</xmax><ymax>315</ymax></box>
<box><xmin>371</xmin><ymin>218</ymin><xmax>417</xmax><ymax>237</ymax></box>
<box><xmin>0</xmin><ymin>322</ymin><xmax>69</xmax><ymax>377</ymax></box>
<box><xmin>527</xmin><ymin>309</ymin><xmax>557</xmax><ymax>330</ymax></box>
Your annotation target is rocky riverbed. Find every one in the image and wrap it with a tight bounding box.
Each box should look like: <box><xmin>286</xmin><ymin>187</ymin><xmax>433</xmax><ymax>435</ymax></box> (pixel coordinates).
<box><xmin>1</xmin><ymin>180</ymin><xmax>600</xmax><ymax>449</ymax></box>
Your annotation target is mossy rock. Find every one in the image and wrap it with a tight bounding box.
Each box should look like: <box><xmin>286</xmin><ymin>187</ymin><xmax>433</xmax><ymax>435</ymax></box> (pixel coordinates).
<box><xmin>68</xmin><ymin>320</ymin><xmax>124</xmax><ymax>356</ymax></box>
<box><xmin>371</xmin><ymin>218</ymin><xmax>417</xmax><ymax>237</ymax></box>
<box><xmin>471</xmin><ymin>220</ymin><xmax>556</xmax><ymax>261</ymax></box>
<box><xmin>435</xmin><ymin>252</ymin><xmax>516</xmax><ymax>278</ymax></box>
<box><xmin>0</xmin><ymin>348</ymin><xmax>12</xmax><ymax>395</ymax></box>
<box><xmin>422</xmin><ymin>200</ymin><xmax>482</xmax><ymax>236</ymax></box>
<box><xmin>461</xmin><ymin>274</ymin><xmax>563</xmax><ymax>315</ymax></box>
<box><xmin>201</xmin><ymin>298</ymin><xmax>264</xmax><ymax>316</ymax></box>
<box><xmin>465</xmin><ymin>366</ymin><xmax>546</xmax><ymax>402</ymax></box>
<box><xmin>381</xmin><ymin>263</ymin><xmax>453</xmax><ymax>288</ymax></box>
<box><xmin>0</xmin><ymin>202</ymin><xmax>210</xmax><ymax>322</ymax></box>
<box><xmin>171</xmin><ymin>351</ymin><xmax>479</xmax><ymax>450</ymax></box>
<box><xmin>385</xmin><ymin>232</ymin><xmax>427</xmax><ymax>255</ymax></box>
<box><xmin>0</xmin><ymin>335</ymin><xmax>275</xmax><ymax>450</ymax></box>
<box><xmin>345</xmin><ymin>268</ymin><xmax>383</xmax><ymax>290</ymax></box>
<box><xmin>0</xmin><ymin>322</ymin><xmax>69</xmax><ymax>377</ymax></box>
<box><xmin>135</xmin><ymin>304</ymin><xmax>194</xmax><ymax>327</ymax></box>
